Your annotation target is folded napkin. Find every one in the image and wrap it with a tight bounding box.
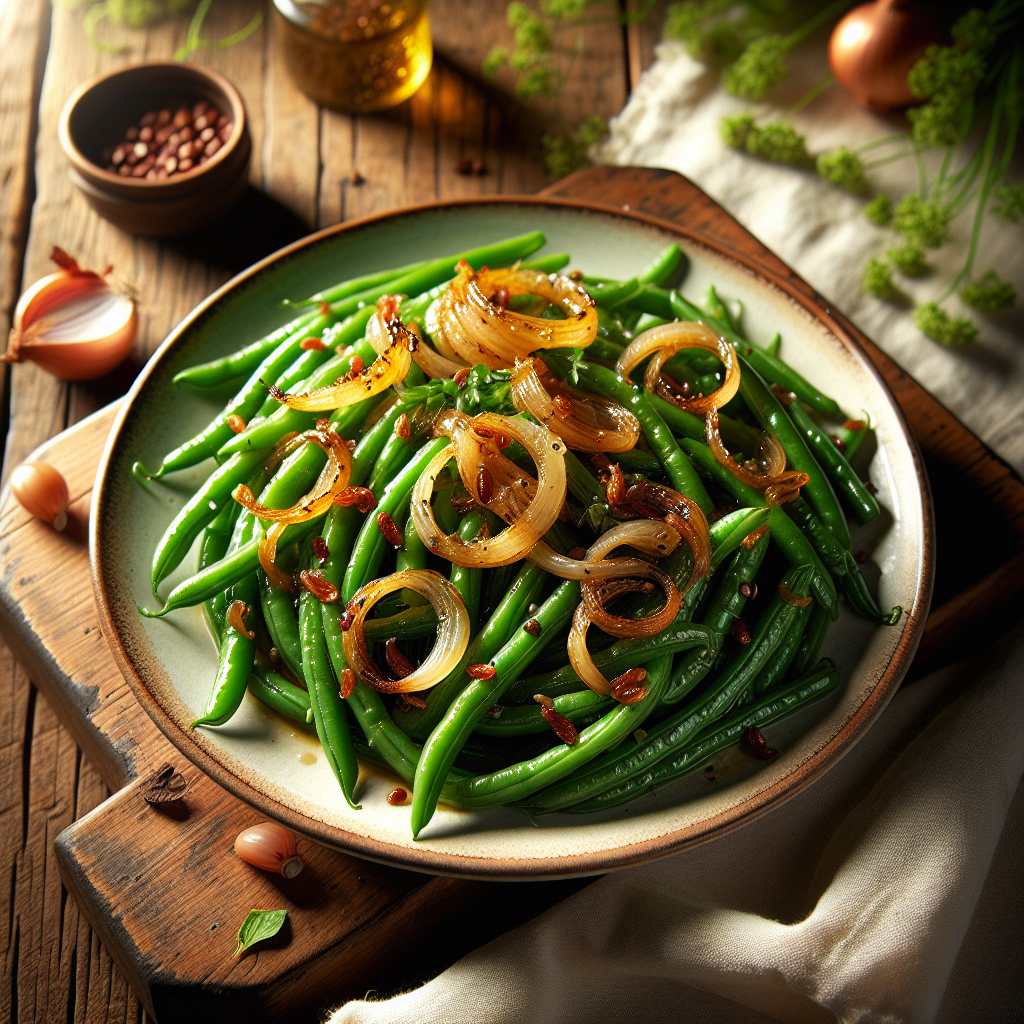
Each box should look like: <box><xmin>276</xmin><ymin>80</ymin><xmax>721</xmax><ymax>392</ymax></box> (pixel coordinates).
<box><xmin>330</xmin><ymin>630</ymin><xmax>1023</xmax><ymax>1024</ymax></box>
<box><xmin>597</xmin><ymin>43</ymin><xmax>1024</xmax><ymax>477</ymax></box>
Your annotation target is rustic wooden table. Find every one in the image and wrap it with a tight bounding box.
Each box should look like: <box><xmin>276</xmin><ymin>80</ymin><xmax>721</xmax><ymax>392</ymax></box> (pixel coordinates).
<box><xmin>0</xmin><ymin>2</ymin><xmax>662</xmax><ymax>1019</ymax></box>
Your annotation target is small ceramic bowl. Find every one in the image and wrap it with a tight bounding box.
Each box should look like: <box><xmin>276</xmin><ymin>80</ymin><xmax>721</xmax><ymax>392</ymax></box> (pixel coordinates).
<box><xmin>58</xmin><ymin>62</ymin><xmax>251</xmax><ymax>237</ymax></box>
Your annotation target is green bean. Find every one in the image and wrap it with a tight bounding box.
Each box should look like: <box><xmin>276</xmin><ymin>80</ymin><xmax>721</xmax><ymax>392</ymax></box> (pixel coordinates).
<box><xmin>151</xmin><ymin>449</ymin><xmax>266</xmax><ymax>593</ymax></box>
<box><xmin>766</xmin><ymin>332</ymin><xmax>781</xmax><ymax>356</ymax></box>
<box><xmin>707</xmin><ymin>506</ymin><xmax>771</xmax><ymax>571</ymax></box>
<box><xmin>410</xmin><ymin>578</ymin><xmax>584</xmax><ymax>836</ymax></box>
<box><xmin>786</xmin><ymin>400</ymin><xmax>880</xmax><ymax>525</ymax></box>
<box><xmin>587</xmin><ymin>278</ymin><xmax>644</xmax><ymax>309</ymax></box>
<box><xmin>737</xmin><ymin>356</ymin><xmax>850</xmax><ymax>549</ymax></box>
<box><xmin>402</xmin><ymin>563</ymin><xmax>547</xmax><ymax>741</ymax></box>
<box><xmin>569</xmin><ymin>660</ymin><xmax>839</xmax><ymax>812</ymax></box>
<box><xmin>645</xmin><ymin>391</ymin><xmax>763</xmax><ymax>455</ymax></box>
<box><xmin>342</xmin><ymin>438</ymin><xmax>450</xmax><ymax>604</ymax></box>
<box><xmin>835</xmin><ymin>417</ymin><xmax>872</xmax><ymax>461</ymax></box>
<box><xmin>474</xmin><ymin>689</ymin><xmax>612</xmax><ymax>736</ymax></box>
<box><xmin>448</xmin><ymin>652</ymin><xmax>676</xmax><ymax>813</ymax></box>
<box><xmin>450</xmin><ymin>513</ymin><xmax>484</xmax><ymax>633</ymax></box>
<box><xmin>190</xmin><ymin>570</ymin><xmax>258</xmax><ymax>728</ymax></box>
<box><xmin>703</xmin><ymin>530</ymin><xmax>771</xmax><ymax>635</ymax></box>
<box><xmin>547</xmin><ymin>356</ymin><xmax>713</xmax><ymax>515</ymax></box>
<box><xmin>173</xmin><ymin>260</ymin><xmax>430</xmax><ymax>389</ymax></box>
<box><xmin>792</xmin><ymin>602</ymin><xmax>831</xmax><ymax>675</ymax></box>
<box><xmin>259</xmin><ymin>572</ymin><xmax>303</xmax><ymax>679</ymax></box>
<box><xmin>198</xmin><ymin>498</ymin><xmax>240</xmax><ymax>643</ymax></box>
<box><xmin>751</xmin><ymin>601</ymin><xmax>811</xmax><ymax>696</ymax></box>
<box><xmin>145</xmin><ymin>395</ymin><xmax>405</xmax><ymax>617</ymax></box>
<box><xmin>248</xmin><ymin>666</ymin><xmax>313</xmax><ymax>726</ymax></box>
<box><xmin>299</xmin><ymin>551</ymin><xmax>360</xmax><ymax>809</ymax></box>
<box><xmin>678</xmin><ymin>437</ymin><xmax>838</xmax><ymax>614</ymax></box>
<box><xmin>640</xmin><ymin>243</ymin><xmax>685</xmax><ymax>286</ymax></box>
<box><xmin>525</xmin><ymin>565</ymin><xmax>813</xmax><ymax>812</ymax></box>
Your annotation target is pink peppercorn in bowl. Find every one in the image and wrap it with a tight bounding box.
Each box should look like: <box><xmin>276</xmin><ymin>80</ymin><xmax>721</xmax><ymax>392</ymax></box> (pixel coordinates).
<box><xmin>58</xmin><ymin>62</ymin><xmax>250</xmax><ymax>237</ymax></box>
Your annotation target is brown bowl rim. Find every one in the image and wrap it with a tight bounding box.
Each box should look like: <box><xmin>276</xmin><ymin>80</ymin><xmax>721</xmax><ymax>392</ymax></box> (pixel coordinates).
<box><xmin>58</xmin><ymin>60</ymin><xmax>246</xmax><ymax>193</ymax></box>
<box><xmin>90</xmin><ymin>194</ymin><xmax>935</xmax><ymax>880</ymax></box>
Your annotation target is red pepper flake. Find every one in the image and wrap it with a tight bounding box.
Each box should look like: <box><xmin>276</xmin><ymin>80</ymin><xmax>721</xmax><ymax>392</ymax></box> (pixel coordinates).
<box><xmin>830</xmin><ymin>434</ymin><xmax>847</xmax><ymax>453</ymax></box>
<box><xmin>385</xmin><ymin>637</ymin><xmax>415</xmax><ymax>679</ymax></box>
<box><xmin>377</xmin><ymin>510</ymin><xmax>402</xmax><ymax>547</ymax></box>
<box><xmin>319</xmin><ymin>301</ymin><xmax>331</xmax><ymax>316</ymax></box>
<box><xmin>605</xmin><ymin>464</ymin><xmax>627</xmax><ymax>506</ymax></box>
<box><xmin>552</xmin><ymin>394</ymin><xmax>575</xmax><ymax>419</ymax></box>
<box><xmin>732</xmin><ymin>618</ymin><xmax>752</xmax><ymax>645</ymax></box>
<box><xmin>709</xmin><ymin>505</ymin><xmax>736</xmax><ymax>523</ymax></box>
<box><xmin>541</xmin><ymin>705</ymin><xmax>578</xmax><ymax>745</ymax></box>
<box><xmin>610</xmin><ymin>667</ymin><xmax>648</xmax><ymax>705</ymax></box>
<box><xmin>395</xmin><ymin>413</ymin><xmax>410</xmax><ymax>442</ymax></box>
<box><xmin>489</xmin><ymin>286</ymin><xmax>510</xmax><ymax>309</ymax></box>
<box><xmin>226</xmin><ymin>414</ymin><xmax>247</xmax><ymax>434</ymax></box>
<box><xmin>466</xmin><ymin>663</ymin><xmax>496</xmax><ymax>680</ymax></box>
<box><xmin>335</xmin><ymin>486</ymin><xmax>377</xmax><ymax>513</ymax></box>
<box><xmin>299</xmin><ymin>569</ymin><xmax>339</xmax><ymax>604</ymax></box>
<box><xmin>475</xmin><ymin>426</ymin><xmax>510</xmax><ymax>448</ymax></box>
<box><xmin>771</xmin><ymin>384</ymin><xmax>798</xmax><ymax>406</ymax></box>
<box><xmin>300</xmin><ymin>336</ymin><xmax>327</xmax><ymax>351</ymax></box>
<box><xmin>340</xmin><ymin>667</ymin><xmax>355</xmax><ymax>698</ymax></box>
<box><xmin>844</xmin><ymin>419</ymin><xmax>866</xmax><ymax>432</ymax></box>
<box><xmin>569</xmin><ymin>269</ymin><xmax>584</xmax><ymax>281</ymax></box>
<box><xmin>485</xmin><ymin>704</ymin><xmax>504</xmax><ymax>718</ymax></box>
<box><xmin>523</xmin><ymin>618</ymin><xmax>541</xmax><ymax>637</ymax></box>
<box><xmin>312</xmin><ymin>536</ymin><xmax>330</xmax><ymax>564</ymax></box>
<box><xmin>351</xmin><ymin>169</ymin><xmax>366</xmax><ymax>185</ymax></box>
<box><xmin>339</xmin><ymin>609</ymin><xmax>354</xmax><ymax>631</ymax></box>
<box><xmin>349</xmin><ymin>355</ymin><xmax>364</xmax><ymax>375</ymax></box>
<box><xmin>402</xmin><ymin>693</ymin><xmax>427</xmax><ymax>709</ymax></box>
<box><xmin>739</xmin><ymin>582</ymin><xmax>758</xmax><ymax>600</ymax></box>
<box><xmin>747</xmin><ymin>726</ymin><xmax>777</xmax><ymax>760</ymax></box>
<box><xmin>452</xmin><ymin>367</ymin><xmax>470</xmax><ymax>389</ymax></box>
<box><xmin>268</xmin><ymin>383</ymin><xmax>286</xmax><ymax>402</ymax></box>
<box><xmin>854</xmin><ymin>550</ymin><xmax>870</xmax><ymax>565</ymax></box>
<box><xmin>477</xmin><ymin>466</ymin><xmax>493</xmax><ymax>504</ymax></box>
<box><xmin>864</xmin><ymin>481</ymin><xmax>877</xmax><ymax>495</ymax></box>
<box><xmin>743</xmin><ymin>525</ymin><xmax>770</xmax><ymax>550</ymax></box>
<box><xmin>387</xmin><ymin>787</ymin><xmax>408</xmax><ymax>805</ymax></box>
<box><xmin>226</xmin><ymin>600</ymin><xmax>255</xmax><ymax>640</ymax></box>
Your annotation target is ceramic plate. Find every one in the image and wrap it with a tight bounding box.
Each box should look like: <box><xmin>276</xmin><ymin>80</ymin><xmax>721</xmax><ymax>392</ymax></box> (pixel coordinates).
<box><xmin>92</xmin><ymin>198</ymin><xmax>932</xmax><ymax>879</ymax></box>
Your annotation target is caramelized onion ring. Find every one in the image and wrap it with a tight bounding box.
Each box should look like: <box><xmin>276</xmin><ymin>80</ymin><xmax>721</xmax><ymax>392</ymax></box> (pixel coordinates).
<box><xmin>431</xmin><ymin>261</ymin><xmax>597</xmax><ymax>370</ymax></box>
<box><xmin>271</xmin><ymin>295</ymin><xmax>412</xmax><ymax>411</ymax></box>
<box><xmin>411</xmin><ymin>412</ymin><xmax>567</xmax><ymax>568</ymax></box>
<box><xmin>616</xmin><ymin>320</ymin><xmax>740</xmax><ymax>415</ymax></box>
<box><xmin>510</xmin><ymin>359</ymin><xmax>640</xmax><ymax>453</ymax></box>
<box><xmin>343</xmin><ymin>570</ymin><xmax>470</xmax><ymax>693</ymax></box>
<box><xmin>372</xmin><ymin>299</ymin><xmax>466</xmax><ymax>379</ymax></box>
<box><xmin>705</xmin><ymin>407</ymin><xmax>809</xmax><ymax>505</ymax></box>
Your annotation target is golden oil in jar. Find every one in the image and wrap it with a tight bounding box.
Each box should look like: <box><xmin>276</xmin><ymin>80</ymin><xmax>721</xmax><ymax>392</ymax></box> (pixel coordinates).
<box><xmin>273</xmin><ymin>0</ymin><xmax>432</xmax><ymax>113</ymax></box>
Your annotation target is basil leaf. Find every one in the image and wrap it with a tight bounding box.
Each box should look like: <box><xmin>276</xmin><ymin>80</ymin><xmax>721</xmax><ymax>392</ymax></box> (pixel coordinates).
<box><xmin>233</xmin><ymin>909</ymin><xmax>287</xmax><ymax>956</ymax></box>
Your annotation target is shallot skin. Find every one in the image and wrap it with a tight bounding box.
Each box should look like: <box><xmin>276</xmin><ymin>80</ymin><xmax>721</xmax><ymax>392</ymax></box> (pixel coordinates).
<box><xmin>234</xmin><ymin>821</ymin><xmax>304</xmax><ymax>878</ymax></box>
<box><xmin>10</xmin><ymin>461</ymin><xmax>69</xmax><ymax>531</ymax></box>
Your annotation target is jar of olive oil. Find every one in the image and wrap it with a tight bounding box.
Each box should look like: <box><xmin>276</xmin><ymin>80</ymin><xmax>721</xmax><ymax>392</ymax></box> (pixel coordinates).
<box><xmin>272</xmin><ymin>0</ymin><xmax>432</xmax><ymax>113</ymax></box>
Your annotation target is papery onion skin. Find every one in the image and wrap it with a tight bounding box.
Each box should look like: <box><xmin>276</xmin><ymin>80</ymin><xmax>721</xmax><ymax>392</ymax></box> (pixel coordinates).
<box><xmin>432</xmin><ymin>261</ymin><xmax>597</xmax><ymax>370</ymax></box>
<box><xmin>234</xmin><ymin>822</ymin><xmax>304</xmax><ymax>878</ymax></box>
<box><xmin>829</xmin><ymin>0</ymin><xmax>946</xmax><ymax>112</ymax></box>
<box><xmin>343</xmin><ymin>569</ymin><xmax>470</xmax><ymax>693</ymax></box>
<box><xmin>616</xmin><ymin>321</ymin><xmax>739</xmax><ymax>416</ymax></box>
<box><xmin>411</xmin><ymin>412</ymin><xmax>567</xmax><ymax>569</ymax></box>
<box><xmin>510</xmin><ymin>359</ymin><xmax>640</xmax><ymax>453</ymax></box>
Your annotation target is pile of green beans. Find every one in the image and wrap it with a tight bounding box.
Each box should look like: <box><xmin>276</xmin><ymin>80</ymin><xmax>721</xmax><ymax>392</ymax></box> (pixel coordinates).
<box><xmin>138</xmin><ymin>234</ymin><xmax>900</xmax><ymax>835</ymax></box>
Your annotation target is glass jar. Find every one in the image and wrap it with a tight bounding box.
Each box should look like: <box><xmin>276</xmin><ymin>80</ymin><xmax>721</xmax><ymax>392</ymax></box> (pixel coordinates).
<box><xmin>272</xmin><ymin>0</ymin><xmax>432</xmax><ymax>113</ymax></box>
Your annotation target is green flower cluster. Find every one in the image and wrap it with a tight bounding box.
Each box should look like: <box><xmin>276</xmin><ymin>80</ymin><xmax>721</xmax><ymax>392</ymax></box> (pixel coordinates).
<box><xmin>862</xmin><ymin>259</ymin><xmax>903</xmax><ymax>302</ymax></box>
<box><xmin>992</xmin><ymin>183</ymin><xmax>1024</xmax><ymax>223</ymax></box>
<box><xmin>723</xmin><ymin>35</ymin><xmax>788</xmax><ymax>100</ymax></box>
<box><xmin>816</xmin><ymin>147</ymin><xmax>868</xmax><ymax>195</ymax></box>
<box><xmin>886</xmin><ymin>246</ymin><xmax>929</xmax><ymax>278</ymax></box>
<box><xmin>960</xmin><ymin>270</ymin><xmax>1016</xmax><ymax>312</ymax></box>
<box><xmin>721</xmin><ymin>115</ymin><xmax>809</xmax><ymax>165</ymax></box>
<box><xmin>893</xmin><ymin>195</ymin><xmax>951</xmax><ymax>250</ymax></box>
<box><xmin>484</xmin><ymin>2</ymin><xmax>560</xmax><ymax>99</ymax></box>
<box><xmin>863</xmin><ymin>195</ymin><xmax>893</xmax><ymax>226</ymax></box>
<box><xmin>913</xmin><ymin>304</ymin><xmax>978</xmax><ymax>347</ymax></box>
<box><xmin>542</xmin><ymin>115</ymin><xmax>609</xmax><ymax>180</ymax></box>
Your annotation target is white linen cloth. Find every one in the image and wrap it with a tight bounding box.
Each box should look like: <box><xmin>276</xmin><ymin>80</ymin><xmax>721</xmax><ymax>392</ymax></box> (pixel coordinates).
<box><xmin>330</xmin><ymin>632</ymin><xmax>1024</xmax><ymax>1024</ymax></box>
<box><xmin>329</xmin><ymin>46</ymin><xmax>1024</xmax><ymax>1023</ymax></box>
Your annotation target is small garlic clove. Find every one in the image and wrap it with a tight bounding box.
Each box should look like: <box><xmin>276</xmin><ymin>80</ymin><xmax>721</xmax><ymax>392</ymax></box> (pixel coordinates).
<box><xmin>234</xmin><ymin>821</ymin><xmax>303</xmax><ymax>878</ymax></box>
<box><xmin>11</xmin><ymin>461</ymin><xmax>69</xmax><ymax>531</ymax></box>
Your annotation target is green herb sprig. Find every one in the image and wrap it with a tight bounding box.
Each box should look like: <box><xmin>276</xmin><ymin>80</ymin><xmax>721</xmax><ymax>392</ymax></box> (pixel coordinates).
<box><xmin>233</xmin><ymin>909</ymin><xmax>287</xmax><ymax>957</ymax></box>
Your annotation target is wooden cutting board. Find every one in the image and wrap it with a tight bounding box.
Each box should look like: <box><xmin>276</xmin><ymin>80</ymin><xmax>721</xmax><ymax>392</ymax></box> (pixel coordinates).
<box><xmin>1</xmin><ymin>168</ymin><xmax>1021</xmax><ymax>1023</ymax></box>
